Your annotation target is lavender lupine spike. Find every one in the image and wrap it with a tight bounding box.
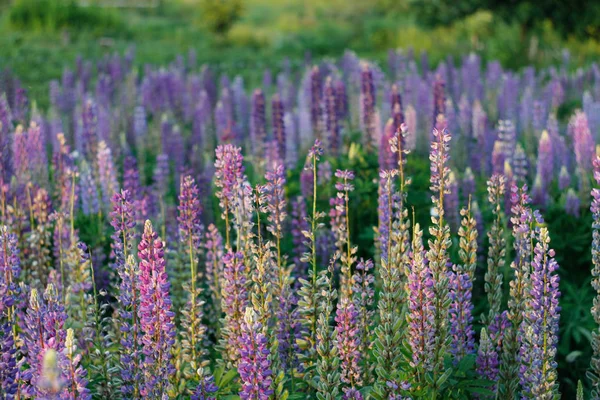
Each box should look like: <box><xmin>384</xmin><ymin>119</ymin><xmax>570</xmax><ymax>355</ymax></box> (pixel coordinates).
<box><xmin>335</xmin><ymin>295</ymin><xmax>362</xmax><ymax>389</ymax></box>
<box><xmin>565</xmin><ymin>188</ymin><xmax>581</xmax><ymax>217</ymax></box>
<box><xmin>536</xmin><ymin>130</ymin><xmax>554</xmax><ymax>190</ymax></box>
<box><xmin>309</xmin><ymin>66</ymin><xmax>323</xmax><ymax>139</ymax></box>
<box><xmin>250</xmin><ymin>89</ymin><xmax>267</xmax><ymax>159</ymax></box>
<box><xmin>444</xmin><ymin>171</ymin><xmax>459</xmax><ymax>233</ymax></box>
<box><xmin>315</xmin><ymin>255</ymin><xmax>341</xmax><ymax>399</ymax></box>
<box><xmin>297</xmin><ymin>140</ymin><xmax>326</xmax><ymax>383</ymax></box>
<box><xmin>219</xmin><ymin>251</ymin><xmax>248</xmax><ymax>367</ymax></box>
<box><xmin>79</xmin><ymin>161</ymin><xmax>99</xmax><ymax>216</ymax></box>
<box><xmin>572</xmin><ymin>111</ymin><xmax>595</xmax><ymax>198</ymax></box>
<box><xmin>427</xmin><ymin>128</ymin><xmax>452</xmax><ymax>386</ymax></box>
<box><xmin>12</xmin><ymin>125</ymin><xmax>28</xmax><ymax>184</ymax></box>
<box><xmin>519</xmin><ymin>227</ymin><xmax>561</xmax><ymax>399</ymax></box>
<box><xmin>238</xmin><ymin>308</ymin><xmax>273</xmax><ymax>400</ymax></box>
<box><xmin>499</xmin><ymin>184</ymin><xmax>538</xmax><ymax>398</ymax></box>
<box><xmin>375</xmin><ymin>170</ymin><xmax>395</xmax><ymax>263</ymax></box>
<box><xmin>324</xmin><ymin>77</ymin><xmax>340</xmax><ymax>155</ymax></box>
<box><xmin>476</xmin><ymin>329</ymin><xmax>498</xmax><ymax>382</ymax></box>
<box><xmin>360</xmin><ymin>62</ymin><xmax>377</xmax><ymax>149</ymax></box>
<box><xmin>589</xmin><ymin>154</ymin><xmax>600</xmax><ymax>397</ymax></box>
<box><xmin>191</xmin><ymin>369</ymin><xmax>218</xmax><ymax>400</ymax></box>
<box><xmin>137</xmin><ymin>220</ymin><xmax>176</xmax><ymax>398</ymax></box>
<box><xmin>559</xmin><ymin>166</ymin><xmax>571</xmax><ymax>191</ymax></box>
<box><xmin>353</xmin><ymin>258</ymin><xmax>375</xmax><ymax>384</ymax></box>
<box><xmin>272</xmin><ymin>93</ymin><xmax>287</xmax><ymax>163</ymax></box>
<box><xmin>406</xmin><ymin>223</ymin><xmax>436</xmax><ymax>373</ymax></box>
<box><xmin>484</xmin><ymin>174</ymin><xmax>506</xmax><ymax>324</ymax></box>
<box><xmin>97</xmin><ymin>141</ymin><xmax>119</xmax><ymax>211</ymax></box>
<box><xmin>448</xmin><ymin>268</ymin><xmax>475</xmax><ymax>363</ymax></box>
<box><xmin>203</xmin><ymin>224</ymin><xmax>224</xmax><ymax>336</ymax></box>
<box><xmin>333</xmin><ymin>169</ymin><xmax>356</xmax><ymax>299</ymax></box>
<box><xmin>214</xmin><ymin>144</ymin><xmax>244</xmax><ymax>248</ymax></box>
<box><xmin>62</xmin><ymin>328</ymin><xmax>91</xmax><ymax>399</ymax></box>
<box><xmin>432</xmin><ymin>75</ymin><xmax>446</xmax><ymax>131</ymax></box>
<box><xmin>177</xmin><ymin>175</ymin><xmax>208</xmax><ymax>383</ymax></box>
<box><xmin>291</xmin><ymin>196</ymin><xmax>310</xmax><ymax>280</ymax></box>
<box><xmin>27</xmin><ymin>121</ymin><xmax>48</xmax><ymax>186</ymax></box>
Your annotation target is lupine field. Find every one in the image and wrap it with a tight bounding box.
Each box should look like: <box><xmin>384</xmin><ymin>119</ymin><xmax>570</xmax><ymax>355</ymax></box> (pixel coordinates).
<box><xmin>2</xmin><ymin>46</ymin><xmax>600</xmax><ymax>399</ymax></box>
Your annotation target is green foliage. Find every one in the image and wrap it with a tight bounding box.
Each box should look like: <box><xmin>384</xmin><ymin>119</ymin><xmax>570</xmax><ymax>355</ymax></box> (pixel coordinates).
<box><xmin>8</xmin><ymin>0</ymin><xmax>126</xmax><ymax>35</ymax></box>
<box><xmin>199</xmin><ymin>0</ymin><xmax>244</xmax><ymax>35</ymax></box>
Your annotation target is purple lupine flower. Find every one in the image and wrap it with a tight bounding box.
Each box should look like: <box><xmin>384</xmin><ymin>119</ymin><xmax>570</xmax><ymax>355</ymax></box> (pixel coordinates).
<box><xmin>565</xmin><ymin>188</ymin><xmax>580</xmax><ymax>217</ymax></box>
<box><xmin>376</xmin><ymin>170</ymin><xmax>398</xmax><ymax>264</ymax></box>
<box><xmin>309</xmin><ymin>66</ymin><xmax>323</xmax><ymax>139</ymax></box>
<box><xmin>191</xmin><ymin>371</ymin><xmax>218</xmax><ymax>400</ymax></box>
<box><xmin>448</xmin><ymin>269</ymin><xmax>475</xmax><ymax>362</ymax></box>
<box><xmin>513</xmin><ymin>144</ymin><xmax>529</xmax><ymax>183</ymax></box>
<box><xmin>291</xmin><ymin>196</ymin><xmax>309</xmax><ymax>280</ymax></box>
<box><xmin>324</xmin><ymin>77</ymin><xmax>340</xmax><ymax>155</ymax></box>
<box><xmin>558</xmin><ymin>166</ymin><xmax>570</xmax><ymax>191</ymax></box>
<box><xmin>204</xmin><ymin>223</ymin><xmax>224</xmax><ymax>333</ymax></box>
<box><xmin>591</xmin><ymin>154</ymin><xmax>600</xmax><ymax>397</ymax></box>
<box><xmin>572</xmin><ymin>111</ymin><xmax>595</xmax><ymax>175</ymax></box>
<box><xmin>238</xmin><ymin>308</ymin><xmax>273</xmax><ymax>400</ymax></box>
<box><xmin>264</xmin><ymin>163</ymin><xmax>287</xmax><ymax>245</ymax></box>
<box><xmin>491</xmin><ymin>141</ymin><xmax>505</xmax><ymax>176</ymax></box>
<box><xmin>519</xmin><ymin>228</ymin><xmax>561</xmax><ymax>399</ymax></box>
<box><xmin>111</xmin><ymin>192</ymin><xmax>141</xmax><ymax>396</ymax></box>
<box><xmin>250</xmin><ymin>89</ymin><xmax>267</xmax><ymax>159</ymax></box>
<box><xmin>476</xmin><ymin>329</ymin><xmax>498</xmax><ymax>382</ymax></box>
<box><xmin>12</xmin><ymin>125</ymin><xmax>28</xmax><ymax>184</ymax></box>
<box><xmin>97</xmin><ymin>141</ymin><xmax>119</xmax><ymax>211</ymax></box>
<box><xmin>62</xmin><ymin>328</ymin><xmax>91</xmax><ymax>400</ymax></box>
<box><xmin>432</xmin><ymin>75</ymin><xmax>446</xmax><ymax>131</ymax></box>
<box><xmin>352</xmin><ymin>258</ymin><xmax>374</xmax><ymax>384</ymax></box>
<box><xmin>478</xmin><ymin>311</ymin><xmax>509</xmax><ymax>389</ymax></box>
<box><xmin>21</xmin><ymin>285</ymin><xmax>68</xmax><ymax>397</ymax></box>
<box><xmin>406</xmin><ymin>224</ymin><xmax>436</xmax><ymax>371</ymax></box>
<box><xmin>220</xmin><ymin>251</ymin><xmax>248</xmax><ymax>366</ymax></box>
<box><xmin>123</xmin><ymin>155</ymin><xmax>142</xmax><ymax>204</ymax></box>
<box><xmin>445</xmin><ymin>171</ymin><xmax>459</xmax><ymax>232</ymax></box>
<box><xmin>0</xmin><ymin>226</ymin><xmax>20</xmax><ymax>314</ymax></box>
<box><xmin>532</xmin><ymin>173</ymin><xmax>547</xmax><ymax>207</ymax></box>
<box><xmin>27</xmin><ymin>122</ymin><xmax>48</xmax><ymax>186</ymax></box>
<box><xmin>536</xmin><ymin>130</ymin><xmax>554</xmax><ymax>190</ymax></box>
<box><xmin>0</xmin><ymin>94</ymin><xmax>13</xmax><ymax>180</ymax></box>
<box><xmin>137</xmin><ymin>220</ymin><xmax>176</xmax><ymax>398</ymax></box>
<box><xmin>379</xmin><ymin>119</ymin><xmax>396</xmax><ymax>170</ymax></box>
<box><xmin>0</xmin><ymin>321</ymin><xmax>19</xmax><ymax>398</ymax></box>
<box><xmin>335</xmin><ymin>297</ymin><xmax>362</xmax><ymax>387</ymax></box>
<box><xmin>272</xmin><ymin>93</ymin><xmax>286</xmax><ymax>162</ymax></box>
<box><xmin>428</xmin><ymin>127</ymin><xmax>452</xmax><ymax>376</ymax></box>
<box><xmin>360</xmin><ymin>62</ymin><xmax>377</xmax><ymax>149</ymax></box>
<box><xmin>214</xmin><ymin>144</ymin><xmax>244</xmax><ymax>247</ymax></box>
<box><xmin>81</xmin><ymin>98</ymin><xmax>98</xmax><ymax>160</ymax></box>
<box><xmin>335</xmin><ymin>79</ymin><xmax>348</xmax><ymax>120</ymax></box>
<box><xmin>153</xmin><ymin>153</ymin><xmax>170</xmax><ymax>201</ymax></box>
<box><xmin>79</xmin><ymin>162</ymin><xmax>99</xmax><ymax>216</ymax></box>
<box><xmin>462</xmin><ymin>167</ymin><xmax>475</xmax><ymax>201</ymax></box>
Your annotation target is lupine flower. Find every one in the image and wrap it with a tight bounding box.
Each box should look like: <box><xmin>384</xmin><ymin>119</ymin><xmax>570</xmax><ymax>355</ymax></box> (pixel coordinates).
<box><xmin>427</xmin><ymin>128</ymin><xmax>452</xmax><ymax>378</ymax></box>
<box><xmin>558</xmin><ymin>166</ymin><xmax>571</xmax><ymax>191</ymax></box>
<box><xmin>309</xmin><ymin>66</ymin><xmax>323</xmax><ymax>139</ymax></box>
<box><xmin>572</xmin><ymin>111</ymin><xmax>594</xmax><ymax>193</ymax></box>
<box><xmin>432</xmin><ymin>75</ymin><xmax>446</xmax><ymax>131</ymax></box>
<box><xmin>191</xmin><ymin>370</ymin><xmax>218</xmax><ymax>400</ymax></box>
<box><xmin>203</xmin><ymin>224</ymin><xmax>224</xmax><ymax>338</ymax></box>
<box><xmin>379</xmin><ymin>119</ymin><xmax>396</xmax><ymax>170</ymax></box>
<box><xmin>315</xmin><ymin>255</ymin><xmax>341</xmax><ymax>398</ymax></box>
<box><xmin>272</xmin><ymin>93</ymin><xmax>287</xmax><ymax>162</ymax></box>
<box><xmin>353</xmin><ymin>258</ymin><xmax>374</xmax><ymax>384</ymax></box>
<box><xmin>214</xmin><ymin>144</ymin><xmax>244</xmax><ymax>247</ymax></box>
<box><xmin>448</xmin><ymin>269</ymin><xmax>475</xmax><ymax>362</ymax></box>
<box><xmin>291</xmin><ymin>196</ymin><xmax>309</xmax><ymax>280</ymax></box>
<box><xmin>335</xmin><ymin>297</ymin><xmax>362</xmax><ymax>387</ymax></box>
<box><xmin>138</xmin><ymin>220</ymin><xmax>176</xmax><ymax>398</ymax></box>
<box><xmin>565</xmin><ymin>188</ymin><xmax>580</xmax><ymax>217</ymax></box>
<box><xmin>519</xmin><ymin>227</ymin><xmax>561</xmax><ymax>399</ymax></box>
<box><xmin>177</xmin><ymin>175</ymin><xmax>207</xmax><ymax>382</ymax></box>
<box><xmin>220</xmin><ymin>251</ymin><xmax>248</xmax><ymax>367</ymax></box>
<box><xmin>238</xmin><ymin>307</ymin><xmax>273</xmax><ymax>400</ymax></box>
<box><xmin>12</xmin><ymin>125</ymin><xmax>28</xmax><ymax>184</ymax></box>
<box><xmin>324</xmin><ymin>77</ymin><xmax>340</xmax><ymax>155</ymax></box>
<box><xmin>97</xmin><ymin>141</ymin><xmax>119</xmax><ymax>211</ymax></box>
<box><xmin>250</xmin><ymin>89</ymin><xmax>266</xmax><ymax>159</ymax></box>
<box><xmin>484</xmin><ymin>174</ymin><xmax>506</xmax><ymax>323</ymax></box>
<box><xmin>361</xmin><ymin>63</ymin><xmax>377</xmax><ymax>149</ymax></box>
<box><xmin>79</xmin><ymin>161</ymin><xmax>99</xmax><ymax>216</ymax></box>
<box><xmin>406</xmin><ymin>223</ymin><xmax>436</xmax><ymax>372</ymax></box>
<box><xmin>476</xmin><ymin>329</ymin><xmax>498</xmax><ymax>382</ymax></box>
<box><xmin>444</xmin><ymin>171</ymin><xmax>459</xmax><ymax>233</ymax></box>
<box><xmin>536</xmin><ymin>130</ymin><xmax>553</xmax><ymax>190</ymax></box>
<box><xmin>62</xmin><ymin>328</ymin><xmax>91</xmax><ymax>399</ymax></box>
<box><xmin>335</xmin><ymin>79</ymin><xmax>348</xmax><ymax>120</ymax></box>
<box><xmin>591</xmin><ymin>154</ymin><xmax>600</xmax><ymax>397</ymax></box>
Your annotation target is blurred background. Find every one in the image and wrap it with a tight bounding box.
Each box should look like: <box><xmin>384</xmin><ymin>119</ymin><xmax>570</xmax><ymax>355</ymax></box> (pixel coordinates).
<box><xmin>0</xmin><ymin>0</ymin><xmax>599</xmax><ymax>109</ymax></box>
